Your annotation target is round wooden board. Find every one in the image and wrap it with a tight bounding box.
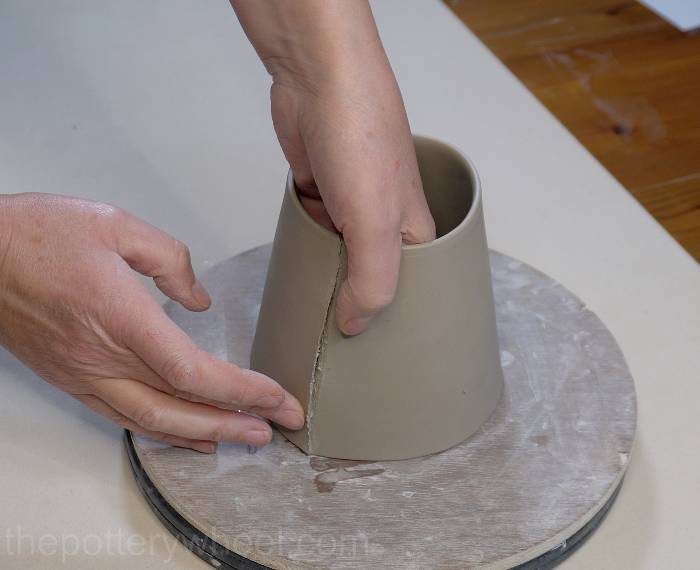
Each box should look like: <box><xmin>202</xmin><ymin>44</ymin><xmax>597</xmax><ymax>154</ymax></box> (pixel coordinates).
<box><xmin>128</xmin><ymin>245</ymin><xmax>636</xmax><ymax>569</ymax></box>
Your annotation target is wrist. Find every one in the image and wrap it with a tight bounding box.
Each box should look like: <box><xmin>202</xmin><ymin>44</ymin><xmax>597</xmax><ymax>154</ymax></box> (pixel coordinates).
<box><xmin>231</xmin><ymin>0</ymin><xmax>390</xmax><ymax>92</ymax></box>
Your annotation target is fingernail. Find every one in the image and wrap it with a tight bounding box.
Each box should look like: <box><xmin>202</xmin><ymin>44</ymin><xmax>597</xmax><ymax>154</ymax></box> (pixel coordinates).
<box><xmin>245</xmin><ymin>428</ymin><xmax>272</xmax><ymax>447</ymax></box>
<box><xmin>341</xmin><ymin>316</ymin><xmax>372</xmax><ymax>336</ymax></box>
<box><xmin>192</xmin><ymin>280</ymin><xmax>211</xmax><ymax>307</ymax></box>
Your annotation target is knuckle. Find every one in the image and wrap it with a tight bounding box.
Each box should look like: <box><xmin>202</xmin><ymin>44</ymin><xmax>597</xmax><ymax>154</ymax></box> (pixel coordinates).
<box><xmin>161</xmin><ymin>354</ymin><xmax>197</xmax><ymax>390</ymax></box>
<box><xmin>402</xmin><ymin>212</ymin><xmax>436</xmax><ymax>244</ymax></box>
<box><xmin>231</xmin><ymin>375</ymin><xmax>253</xmax><ymax>406</ymax></box>
<box><xmin>172</xmin><ymin>239</ymin><xmax>192</xmax><ymax>268</ymax></box>
<box><xmin>108</xmin><ymin>413</ymin><xmax>132</xmax><ymax>430</ymax></box>
<box><xmin>416</xmin><ymin>216</ymin><xmax>437</xmax><ymax>242</ymax></box>
<box><xmin>207</xmin><ymin>357</ymin><xmax>250</xmax><ymax>405</ymax></box>
<box><xmin>160</xmin><ymin>353</ymin><xmax>197</xmax><ymax>392</ymax></box>
<box><xmin>87</xmin><ymin>202</ymin><xmax>127</xmax><ymax>245</ymax></box>
<box><xmin>136</xmin><ymin>405</ymin><xmax>163</xmax><ymax>431</ymax></box>
<box><xmin>206</xmin><ymin>423</ymin><xmax>227</xmax><ymax>443</ymax></box>
<box><xmin>92</xmin><ymin>202</ymin><xmax>124</xmax><ymax>227</ymax></box>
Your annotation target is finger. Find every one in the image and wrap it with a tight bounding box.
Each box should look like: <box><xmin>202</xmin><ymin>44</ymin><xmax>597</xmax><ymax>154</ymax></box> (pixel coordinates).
<box><xmin>105</xmin><ymin>349</ymin><xmax>299</xmax><ymax>425</ymax></box>
<box><xmin>93</xmin><ymin>378</ymin><xmax>274</xmax><ymax>447</ymax></box>
<box><xmin>123</xmin><ymin>300</ymin><xmax>305</xmax><ymax>429</ymax></box>
<box><xmin>75</xmin><ymin>394</ymin><xmax>217</xmax><ymax>453</ymax></box>
<box><xmin>334</xmin><ymin>213</ymin><xmax>403</xmax><ymax>336</ymax></box>
<box><xmin>114</xmin><ymin>213</ymin><xmax>211</xmax><ymax>312</ymax></box>
<box><xmin>174</xmin><ymin>389</ymin><xmax>304</xmax><ymax>429</ymax></box>
<box><xmin>117</xmin><ymin>346</ymin><xmax>303</xmax><ymax>429</ymax></box>
<box><xmin>108</xmin><ymin>351</ymin><xmax>298</xmax><ymax>426</ymax></box>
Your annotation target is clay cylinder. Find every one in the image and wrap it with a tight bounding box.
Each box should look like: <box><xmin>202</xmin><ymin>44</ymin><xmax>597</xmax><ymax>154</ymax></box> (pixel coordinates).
<box><xmin>251</xmin><ymin>136</ymin><xmax>503</xmax><ymax>460</ymax></box>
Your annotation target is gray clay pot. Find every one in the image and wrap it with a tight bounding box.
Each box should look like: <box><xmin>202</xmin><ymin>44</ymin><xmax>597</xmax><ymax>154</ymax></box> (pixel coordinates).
<box><xmin>251</xmin><ymin>136</ymin><xmax>504</xmax><ymax>460</ymax></box>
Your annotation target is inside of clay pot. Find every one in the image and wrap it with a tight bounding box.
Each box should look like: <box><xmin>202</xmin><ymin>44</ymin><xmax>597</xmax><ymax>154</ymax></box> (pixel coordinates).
<box><xmin>414</xmin><ymin>138</ymin><xmax>475</xmax><ymax>239</ymax></box>
<box><xmin>290</xmin><ymin>137</ymin><xmax>476</xmax><ymax>242</ymax></box>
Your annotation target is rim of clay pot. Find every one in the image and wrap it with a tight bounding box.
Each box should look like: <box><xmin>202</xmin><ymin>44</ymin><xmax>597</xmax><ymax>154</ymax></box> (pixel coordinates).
<box><xmin>285</xmin><ymin>135</ymin><xmax>483</xmax><ymax>254</ymax></box>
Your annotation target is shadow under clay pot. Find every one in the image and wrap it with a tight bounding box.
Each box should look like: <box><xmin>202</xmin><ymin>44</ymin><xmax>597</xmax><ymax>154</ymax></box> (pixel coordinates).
<box><xmin>251</xmin><ymin>136</ymin><xmax>504</xmax><ymax>460</ymax></box>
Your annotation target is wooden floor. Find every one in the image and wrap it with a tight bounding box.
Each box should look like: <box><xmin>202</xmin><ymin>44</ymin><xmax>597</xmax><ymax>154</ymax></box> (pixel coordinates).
<box><xmin>445</xmin><ymin>0</ymin><xmax>700</xmax><ymax>262</ymax></box>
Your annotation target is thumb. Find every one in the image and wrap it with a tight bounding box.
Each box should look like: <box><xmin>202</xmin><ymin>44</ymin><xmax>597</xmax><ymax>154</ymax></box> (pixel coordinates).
<box><xmin>334</xmin><ymin>215</ymin><xmax>403</xmax><ymax>336</ymax></box>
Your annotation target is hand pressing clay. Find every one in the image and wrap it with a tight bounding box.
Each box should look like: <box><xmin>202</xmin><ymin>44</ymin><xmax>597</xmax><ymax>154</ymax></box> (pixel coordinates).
<box><xmin>251</xmin><ymin>136</ymin><xmax>503</xmax><ymax>460</ymax></box>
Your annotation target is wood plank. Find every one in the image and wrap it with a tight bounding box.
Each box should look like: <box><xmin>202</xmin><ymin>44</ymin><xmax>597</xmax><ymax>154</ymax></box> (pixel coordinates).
<box><xmin>445</xmin><ymin>0</ymin><xmax>700</xmax><ymax>261</ymax></box>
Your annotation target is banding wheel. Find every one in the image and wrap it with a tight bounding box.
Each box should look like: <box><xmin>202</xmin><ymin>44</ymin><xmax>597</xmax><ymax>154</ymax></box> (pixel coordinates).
<box><xmin>126</xmin><ymin>244</ymin><xmax>637</xmax><ymax>570</ymax></box>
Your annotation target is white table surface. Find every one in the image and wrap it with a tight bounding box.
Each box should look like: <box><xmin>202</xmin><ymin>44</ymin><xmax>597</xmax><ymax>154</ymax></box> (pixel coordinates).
<box><xmin>1</xmin><ymin>1</ymin><xmax>698</xmax><ymax>568</ymax></box>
